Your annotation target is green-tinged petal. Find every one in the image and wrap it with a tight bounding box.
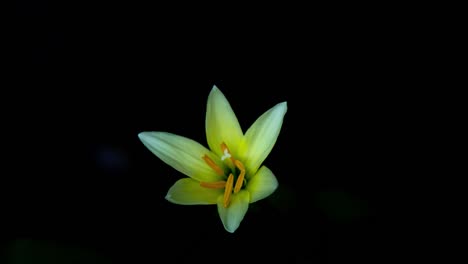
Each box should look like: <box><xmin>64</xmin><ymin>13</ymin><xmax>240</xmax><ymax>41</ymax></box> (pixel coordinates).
<box><xmin>239</xmin><ymin>102</ymin><xmax>287</xmax><ymax>177</ymax></box>
<box><xmin>166</xmin><ymin>178</ymin><xmax>223</xmax><ymax>205</ymax></box>
<box><xmin>206</xmin><ymin>85</ymin><xmax>243</xmax><ymax>158</ymax></box>
<box><xmin>247</xmin><ymin>166</ymin><xmax>278</xmax><ymax>203</ymax></box>
<box><xmin>138</xmin><ymin>132</ymin><xmax>225</xmax><ymax>182</ymax></box>
<box><xmin>217</xmin><ymin>190</ymin><xmax>250</xmax><ymax>233</ymax></box>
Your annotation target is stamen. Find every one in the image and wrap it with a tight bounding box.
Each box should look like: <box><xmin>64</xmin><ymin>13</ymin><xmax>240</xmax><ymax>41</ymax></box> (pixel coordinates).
<box><xmin>223</xmin><ymin>173</ymin><xmax>234</xmax><ymax>208</ymax></box>
<box><xmin>200</xmin><ymin>181</ymin><xmax>226</xmax><ymax>189</ymax></box>
<box><xmin>234</xmin><ymin>160</ymin><xmax>245</xmax><ymax>193</ymax></box>
<box><xmin>202</xmin><ymin>155</ymin><xmax>224</xmax><ymax>176</ymax></box>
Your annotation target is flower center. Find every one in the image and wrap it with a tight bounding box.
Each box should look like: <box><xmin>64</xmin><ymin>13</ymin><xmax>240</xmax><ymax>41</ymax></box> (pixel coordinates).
<box><xmin>200</xmin><ymin>142</ymin><xmax>246</xmax><ymax>208</ymax></box>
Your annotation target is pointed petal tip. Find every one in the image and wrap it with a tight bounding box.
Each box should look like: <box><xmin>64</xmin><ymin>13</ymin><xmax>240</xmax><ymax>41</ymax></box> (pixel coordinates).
<box><xmin>138</xmin><ymin>131</ymin><xmax>155</xmax><ymax>143</ymax></box>
<box><xmin>278</xmin><ymin>101</ymin><xmax>288</xmax><ymax>111</ymax></box>
<box><xmin>138</xmin><ymin>132</ymin><xmax>148</xmax><ymax>142</ymax></box>
<box><xmin>209</xmin><ymin>85</ymin><xmax>222</xmax><ymax>96</ymax></box>
<box><xmin>208</xmin><ymin>85</ymin><xmax>220</xmax><ymax>95</ymax></box>
<box><xmin>165</xmin><ymin>191</ymin><xmax>177</xmax><ymax>203</ymax></box>
<box><xmin>165</xmin><ymin>192</ymin><xmax>177</xmax><ymax>204</ymax></box>
<box><xmin>226</xmin><ymin>227</ymin><xmax>236</xmax><ymax>233</ymax></box>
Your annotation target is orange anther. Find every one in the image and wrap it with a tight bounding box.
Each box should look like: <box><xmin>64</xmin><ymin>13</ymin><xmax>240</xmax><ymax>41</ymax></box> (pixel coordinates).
<box><xmin>223</xmin><ymin>173</ymin><xmax>234</xmax><ymax>208</ymax></box>
<box><xmin>234</xmin><ymin>160</ymin><xmax>245</xmax><ymax>193</ymax></box>
<box><xmin>200</xmin><ymin>181</ymin><xmax>226</xmax><ymax>189</ymax></box>
<box><xmin>202</xmin><ymin>155</ymin><xmax>224</xmax><ymax>176</ymax></box>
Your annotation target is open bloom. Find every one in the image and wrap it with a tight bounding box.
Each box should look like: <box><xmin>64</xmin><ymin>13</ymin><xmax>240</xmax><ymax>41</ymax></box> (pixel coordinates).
<box><xmin>138</xmin><ymin>85</ymin><xmax>287</xmax><ymax>233</ymax></box>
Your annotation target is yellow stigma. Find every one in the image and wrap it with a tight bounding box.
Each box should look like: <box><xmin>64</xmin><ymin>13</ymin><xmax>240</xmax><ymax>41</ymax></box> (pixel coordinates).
<box><xmin>223</xmin><ymin>173</ymin><xmax>234</xmax><ymax>208</ymax></box>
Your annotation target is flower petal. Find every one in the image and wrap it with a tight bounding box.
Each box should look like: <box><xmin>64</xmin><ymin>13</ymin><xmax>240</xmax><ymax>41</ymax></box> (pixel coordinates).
<box><xmin>138</xmin><ymin>132</ymin><xmax>225</xmax><ymax>182</ymax></box>
<box><xmin>240</xmin><ymin>102</ymin><xmax>287</xmax><ymax>177</ymax></box>
<box><xmin>206</xmin><ymin>85</ymin><xmax>243</xmax><ymax>158</ymax></box>
<box><xmin>247</xmin><ymin>166</ymin><xmax>278</xmax><ymax>203</ymax></box>
<box><xmin>217</xmin><ymin>190</ymin><xmax>250</xmax><ymax>233</ymax></box>
<box><xmin>165</xmin><ymin>178</ymin><xmax>223</xmax><ymax>205</ymax></box>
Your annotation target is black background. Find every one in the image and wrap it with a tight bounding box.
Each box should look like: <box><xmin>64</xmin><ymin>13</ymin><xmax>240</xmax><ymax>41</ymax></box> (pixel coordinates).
<box><xmin>9</xmin><ymin>1</ymin><xmax>412</xmax><ymax>263</ymax></box>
